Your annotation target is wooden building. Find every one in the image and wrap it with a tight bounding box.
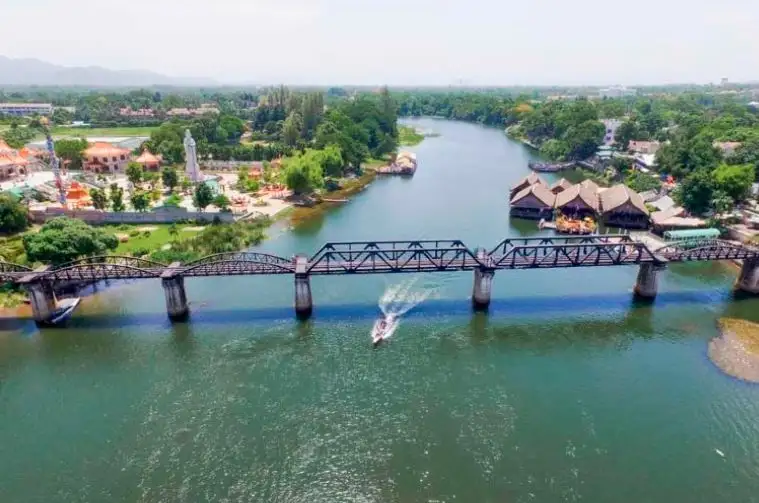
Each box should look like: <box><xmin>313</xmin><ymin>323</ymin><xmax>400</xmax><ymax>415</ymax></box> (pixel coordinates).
<box><xmin>554</xmin><ymin>184</ymin><xmax>599</xmax><ymax>218</ymax></box>
<box><xmin>510</xmin><ymin>183</ymin><xmax>556</xmax><ymax>220</ymax></box>
<box><xmin>550</xmin><ymin>178</ymin><xmax>572</xmax><ymax>194</ymax></box>
<box><xmin>599</xmin><ymin>184</ymin><xmax>649</xmax><ymax>229</ymax></box>
<box><xmin>510</xmin><ymin>172</ymin><xmax>547</xmax><ymax>200</ymax></box>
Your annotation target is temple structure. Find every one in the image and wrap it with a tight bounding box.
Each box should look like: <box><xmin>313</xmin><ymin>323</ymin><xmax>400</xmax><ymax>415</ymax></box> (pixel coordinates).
<box><xmin>183</xmin><ymin>129</ymin><xmax>202</xmax><ymax>183</ymax></box>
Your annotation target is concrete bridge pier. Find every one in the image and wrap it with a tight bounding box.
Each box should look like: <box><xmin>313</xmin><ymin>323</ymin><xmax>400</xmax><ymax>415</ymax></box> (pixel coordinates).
<box><xmin>472</xmin><ymin>248</ymin><xmax>495</xmax><ymax>311</ymax></box>
<box><xmin>161</xmin><ymin>262</ymin><xmax>189</xmax><ymax>321</ymax></box>
<box><xmin>27</xmin><ymin>281</ymin><xmax>57</xmax><ymax>326</ymax></box>
<box><xmin>294</xmin><ymin>255</ymin><xmax>313</xmax><ymax>319</ymax></box>
<box><xmin>633</xmin><ymin>263</ymin><xmax>664</xmax><ymax>299</ymax></box>
<box><xmin>736</xmin><ymin>257</ymin><xmax>759</xmax><ymax>294</ymax></box>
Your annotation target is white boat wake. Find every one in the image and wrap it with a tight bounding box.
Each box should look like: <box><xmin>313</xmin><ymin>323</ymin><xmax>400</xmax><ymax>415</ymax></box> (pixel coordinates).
<box><xmin>372</xmin><ymin>276</ymin><xmax>443</xmax><ymax>343</ymax></box>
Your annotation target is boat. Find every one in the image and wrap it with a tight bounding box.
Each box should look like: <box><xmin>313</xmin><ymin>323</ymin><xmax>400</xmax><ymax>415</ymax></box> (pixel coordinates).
<box><xmin>528</xmin><ymin>161</ymin><xmax>575</xmax><ymax>173</ymax></box>
<box><xmin>49</xmin><ymin>297</ymin><xmax>81</xmax><ymax>325</ymax></box>
<box><xmin>371</xmin><ymin>314</ymin><xmax>398</xmax><ymax>347</ymax></box>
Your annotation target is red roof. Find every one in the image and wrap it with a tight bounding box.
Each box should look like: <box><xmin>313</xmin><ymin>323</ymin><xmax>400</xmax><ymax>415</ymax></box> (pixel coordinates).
<box><xmin>84</xmin><ymin>142</ymin><xmax>131</xmax><ymax>157</ymax></box>
<box><xmin>136</xmin><ymin>150</ymin><xmax>161</xmax><ymax>164</ymax></box>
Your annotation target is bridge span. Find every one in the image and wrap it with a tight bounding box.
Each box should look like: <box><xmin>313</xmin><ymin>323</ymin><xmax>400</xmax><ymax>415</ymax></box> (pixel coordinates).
<box><xmin>5</xmin><ymin>235</ymin><xmax>759</xmax><ymax>325</ymax></box>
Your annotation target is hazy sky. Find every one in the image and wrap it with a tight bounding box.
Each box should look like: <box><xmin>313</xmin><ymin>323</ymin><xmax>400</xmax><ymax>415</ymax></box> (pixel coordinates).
<box><xmin>2</xmin><ymin>0</ymin><xmax>758</xmax><ymax>85</ymax></box>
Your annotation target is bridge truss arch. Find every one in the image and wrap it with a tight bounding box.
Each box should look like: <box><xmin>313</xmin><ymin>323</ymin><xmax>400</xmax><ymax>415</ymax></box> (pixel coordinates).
<box><xmin>654</xmin><ymin>240</ymin><xmax>759</xmax><ymax>262</ymax></box>
<box><xmin>180</xmin><ymin>252</ymin><xmax>294</xmax><ymax>276</ymax></box>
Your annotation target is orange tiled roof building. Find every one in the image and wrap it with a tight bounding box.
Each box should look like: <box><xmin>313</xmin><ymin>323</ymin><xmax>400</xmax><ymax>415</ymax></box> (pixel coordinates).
<box><xmin>83</xmin><ymin>142</ymin><xmax>132</xmax><ymax>173</ymax></box>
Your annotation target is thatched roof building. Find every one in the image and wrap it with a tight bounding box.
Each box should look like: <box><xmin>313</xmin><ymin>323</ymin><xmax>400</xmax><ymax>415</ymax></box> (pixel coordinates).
<box><xmin>579</xmin><ymin>179</ymin><xmax>601</xmax><ymax>194</ymax></box>
<box><xmin>555</xmin><ymin>184</ymin><xmax>599</xmax><ymax>217</ymax></box>
<box><xmin>550</xmin><ymin>178</ymin><xmax>572</xmax><ymax>194</ymax></box>
<box><xmin>510</xmin><ymin>184</ymin><xmax>556</xmax><ymax>220</ymax></box>
<box><xmin>599</xmin><ymin>184</ymin><xmax>649</xmax><ymax>229</ymax></box>
<box><xmin>510</xmin><ymin>172</ymin><xmax>547</xmax><ymax>200</ymax></box>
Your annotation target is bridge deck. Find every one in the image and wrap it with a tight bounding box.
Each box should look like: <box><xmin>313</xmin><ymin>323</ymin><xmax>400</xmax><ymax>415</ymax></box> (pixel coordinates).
<box><xmin>4</xmin><ymin>237</ymin><xmax>757</xmax><ymax>283</ymax></box>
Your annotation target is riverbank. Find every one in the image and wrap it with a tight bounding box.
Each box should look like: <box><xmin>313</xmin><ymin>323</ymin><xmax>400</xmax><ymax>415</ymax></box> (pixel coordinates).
<box><xmin>399</xmin><ymin>125</ymin><xmax>425</xmax><ymax>146</ymax></box>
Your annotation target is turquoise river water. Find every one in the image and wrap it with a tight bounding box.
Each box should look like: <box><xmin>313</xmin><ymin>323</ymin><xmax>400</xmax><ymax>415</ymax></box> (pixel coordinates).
<box><xmin>2</xmin><ymin>118</ymin><xmax>759</xmax><ymax>502</ymax></box>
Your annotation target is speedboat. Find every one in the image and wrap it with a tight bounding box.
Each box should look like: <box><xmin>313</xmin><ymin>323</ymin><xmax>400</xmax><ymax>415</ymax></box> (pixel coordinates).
<box><xmin>49</xmin><ymin>297</ymin><xmax>81</xmax><ymax>325</ymax></box>
<box><xmin>371</xmin><ymin>314</ymin><xmax>398</xmax><ymax>348</ymax></box>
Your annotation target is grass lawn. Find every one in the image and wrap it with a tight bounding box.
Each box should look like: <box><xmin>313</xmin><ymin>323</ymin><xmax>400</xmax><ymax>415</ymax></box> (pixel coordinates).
<box><xmin>104</xmin><ymin>223</ymin><xmax>201</xmax><ymax>256</ymax></box>
<box><xmin>399</xmin><ymin>125</ymin><xmax>425</xmax><ymax>146</ymax></box>
<box><xmin>51</xmin><ymin>126</ymin><xmax>158</xmax><ymax>138</ymax></box>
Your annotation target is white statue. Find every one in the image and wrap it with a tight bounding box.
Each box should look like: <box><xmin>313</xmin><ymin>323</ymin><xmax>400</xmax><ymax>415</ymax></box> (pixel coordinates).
<box><xmin>183</xmin><ymin>129</ymin><xmax>202</xmax><ymax>183</ymax></box>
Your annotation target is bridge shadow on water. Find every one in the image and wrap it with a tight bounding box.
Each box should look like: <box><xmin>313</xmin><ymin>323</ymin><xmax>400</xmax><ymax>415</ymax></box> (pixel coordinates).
<box><xmin>30</xmin><ymin>286</ymin><xmax>749</xmax><ymax>333</ymax></box>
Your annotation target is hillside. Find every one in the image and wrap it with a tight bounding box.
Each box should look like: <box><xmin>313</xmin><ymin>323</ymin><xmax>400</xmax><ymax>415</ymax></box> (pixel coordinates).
<box><xmin>0</xmin><ymin>56</ymin><xmax>216</xmax><ymax>87</ymax></box>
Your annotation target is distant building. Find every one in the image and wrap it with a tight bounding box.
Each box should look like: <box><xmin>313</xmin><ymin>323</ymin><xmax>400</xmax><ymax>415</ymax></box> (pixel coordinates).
<box><xmin>0</xmin><ymin>102</ymin><xmax>53</xmax><ymax>116</ymax></box>
<box><xmin>601</xmin><ymin>119</ymin><xmax>623</xmax><ymax>145</ymax></box>
<box><xmin>628</xmin><ymin>140</ymin><xmax>661</xmax><ymax>155</ymax></box>
<box><xmin>598</xmin><ymin>86</ymin><xmax>637</xmax><ymax>98</ymax></box>
<box><xmin>83</xmin><ymin>142</ymin><xmax>132</xmax><ymax>174</ymax></box>
<box><xmin>119</xmin><ymin>107</ymin><xmax>155</xmax><ymax>117</ymax></box>
<box><xmin>720</xmin><ymin>77</ymin><xmax>729</xmax><ymax>87</ymax></box>
<box><xmin>166</xmin><ymin>104</ymin><xmax>219</xmax><ymax>117</ymax></box>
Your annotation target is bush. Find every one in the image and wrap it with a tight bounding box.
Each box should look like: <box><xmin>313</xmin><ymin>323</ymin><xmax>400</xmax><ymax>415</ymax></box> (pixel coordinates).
<box><xmin>142</xmin><ymin>230</ymin><xmax>152</xmax><ymax>237</ymax></box>
<box><xmin>129</xmin><ymin>230</ymin><xmax>141</xmax><ymax>237</ymax></box>
<box><xmin>118</xmin><ymin>224</ymin><xmax>131</xmax><ymax>231</ymax></box>
<box><xmin>131</xmin><ymin>247</ymin><xmax>150</xmax><ymax>257</ymax></box>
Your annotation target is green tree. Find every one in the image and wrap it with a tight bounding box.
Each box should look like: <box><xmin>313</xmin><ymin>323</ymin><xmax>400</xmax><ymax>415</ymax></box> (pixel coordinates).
<box><xmin>109</xmin><ymin>183</ymin><xmax>125</xmax><ymax>212</ymax></box>
<box><xmin>282</xmin><ymin>111</ymin><xmax>303</xmax><ymax>147</ymax></box>
<box><xmin>624</xmin><ymin>170</ymin><xmax>661</xmax><ymax>193</ymax></box>
<box><xmin>614</xmin><ymin>120</ymin><xmax>639</xmax><ymax>150</ymax></box>
<box><xmin>143</xmin><ymin>171</ymin><xmax>160</xmax><ymax>189</ymax></box>
<box><xmin>23</xmin><ymin>217</ymin><xmax>118</xmax><ymax>265</ymax></box>
<box><xmin>54</xmin><ymin>138</ymin><xmax>88</xmax><ymax>170</ymax></box>
<box><xmin>89</xmin><ymin>188</ymin><xmax>108</xmax><ymax>210</ymax></box>
<box><xmin>674</xmin><ymin>169</ymin><xmax>715</xmax><ymax>214</ymax></box>
<box><xmin>713</xmin><ymin>163</ymin><xmax>755</xmax><ymax>202</ymax></box>
<box><xmin>168</xmin><ymin>223</ymin><xmax>179</xmax><ymax>239</ymax></box>
<box><xmin>0</xmin><ymin>194</ymin><xmax>28</xmax><ymax>234</ymax></box>
<box><xmin>51</xmin><ymin>108</ymin><xmax>73</xmax><ymax>125</ymax></box>
<box><xmin>283</xmin><ymin>153</ymin><xmax>324</xmax><ymax>194</ymax></box>
<box><xmin>130</xmin><ymin>191</ymin><xmax>151</xmax><ymax>212</ymax></box>
<box><xmin>193</xmin><ymin>182</ymin><xmax>214</xmax><ymax>211</ymax></box>
<box><xmin>161</xmin><ymin>167</ymin><xmax>179</xmax><ymax>192</ymax></box>
<box><xmin>710</xmin><ymin>190</ymin><xmax>733</xmax><ymax>214</ymax></box>
<box><xmin>316</xmin><ymin>144</ymin><xmax>345</xmax><ymax>178</ymax></box>
<box><xmin>126</xmin><ymin>162</ymin><xmax>143</xmax><ymax>186</ymax></box>
<box><xmin>563</xmin><ymin>120</ymin><xmax>605</xmax><ymax>160</ymax></box>
<box><xmin>164</xmin><ymin>193</ymin><xmax>182</xmax><ymax>207</ymax></box>
<box><xmin>539</xmin><ymin>139</ymin><xmax>569</xmax><ymax>160</ymax></box>
<box><xmin>212</xmin><ymin>194</ymin><xmax>231</xmax><ymax>211</ymax></box>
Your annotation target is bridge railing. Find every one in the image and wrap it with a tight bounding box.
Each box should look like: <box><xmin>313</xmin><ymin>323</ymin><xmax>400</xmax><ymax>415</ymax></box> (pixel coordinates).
<box><xmin>309</xmin><ymin>240</ymin><xmax>469</xmax><ymax>262</ymax></box>
<box><xmin>308</xmin><ymin>246</ymin><xmax>483</xmax><ymax>274</ymax></box>
<box><xmin>491</xmin><ymin>241</ymin><xmax>661</xmax><ymax>269</ymax></box>
<box><xmin>488</xmin><ymin>234</ymin><xmax>634</xmax><ymax>257</ymax></box>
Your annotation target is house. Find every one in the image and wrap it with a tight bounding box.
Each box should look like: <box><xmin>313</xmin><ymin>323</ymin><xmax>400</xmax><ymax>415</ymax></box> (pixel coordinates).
<box><xmin>509</xmin><ymin>184</ymin><xmax>556</xmax><ymax>220</ymax></box>
<box><xmin>135</xmin><ymin>149</ymin><xmax>162</xmax><ymax>171</ymax></box>
<box><xmin>510</xmin><ymin>172</ymin><xmax>546</xmax><ymax>200</ymax></box>
<box><xmin>651</xmin><ymin>206</ymin><xmax>707</xmax><ymax>233</ymax></box>
<box><xmin>601</xmin><ymin>119</ymin><xmax>623</xmax><ymax>145</ymax></box>
<box><xmin>119</xmin><ymin>107</ymin><xmax>155</xmax><ymax>117</ymax></box>
<box><xmin>0</xmin><ymin>139</ymin><xmax>35</xmax><ymax>179</ymax></box>
<box><xmin>714</xmin><ymin>141</ymin><xmax>742</xmax><ymax>156</ymax></box>
<box><xmin>599</xmin><ymin>184</ymin><xmax>649</xmax><ymax>229</ymax></box>
<box><xmin>0</xmin><ymin>102</ymin><xmax>53</xmax><ymax>116</ymax></box>
<box><xmin>628</xmin><ymin>141</ymin><xmax>661</xmax><ymax>155</ymax></box>
<box><xmin>649</xmin><ymin>195</ymin><xmax>676</xmax><ymax>212</ymax></box>
<box><xmin>550</xmin><ymin>178</ymin><xmax>572</xmax><ymax>194</ymax></box>
<box><xmin>633</xmin><ymin>153</ymin><xmax>657</xmax><ymax>172</ymax></box>
<box><xmin>83</xmin><ymin>142</ymin><xmax>132</xmax><ymax>173</ymax></box>
<box><xmin>554</xmin><ymin>184</ymin><xmax>599</xmax><ymax>219</ymax></box>
<box><xmin>579</xmin><ymin>179</ymin><xmax>600</xmax><ymax>194</ymax></box>
<box><xmin>166</xmin><ymin>104</ymin><xmax>220</xmax><ymax>117</ymax></box>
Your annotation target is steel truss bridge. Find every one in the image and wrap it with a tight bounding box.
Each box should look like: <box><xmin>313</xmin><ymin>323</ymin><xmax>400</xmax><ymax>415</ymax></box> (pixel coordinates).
<box><xmin>4</xmin><ymin>235</ymin><xmax>759</xmax><ymax>284</ymax></box>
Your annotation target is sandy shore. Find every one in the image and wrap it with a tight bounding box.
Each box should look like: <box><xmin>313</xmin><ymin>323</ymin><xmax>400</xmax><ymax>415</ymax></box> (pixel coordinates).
<box><xmin>708</xmin><ymin>318</ymin><xmax>759</xmax><ymax>382</ymax></box>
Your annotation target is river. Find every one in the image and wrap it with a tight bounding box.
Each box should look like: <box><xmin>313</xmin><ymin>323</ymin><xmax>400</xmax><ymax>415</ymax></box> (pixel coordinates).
<box><xmin>2</xmin><ymin>118</ymin><xmax>759</xmax><ymax>502</ymax></box>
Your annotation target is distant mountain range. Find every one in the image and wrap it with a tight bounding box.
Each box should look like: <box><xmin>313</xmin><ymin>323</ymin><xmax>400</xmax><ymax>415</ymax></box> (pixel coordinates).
<box><xmin>0</xmin><ymin>56</ymin><xmax>217</xmax><ymax>87</ymax></box>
